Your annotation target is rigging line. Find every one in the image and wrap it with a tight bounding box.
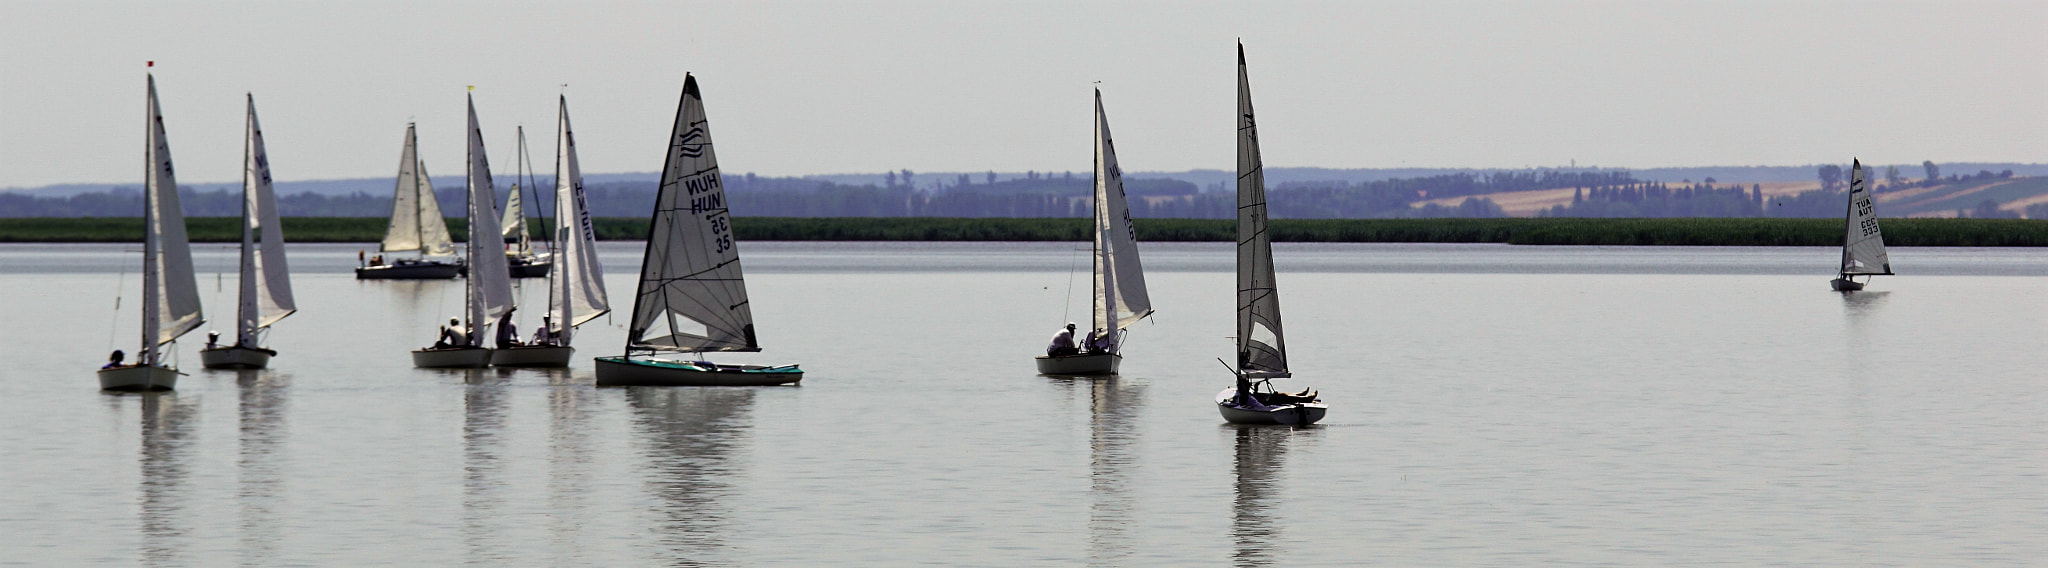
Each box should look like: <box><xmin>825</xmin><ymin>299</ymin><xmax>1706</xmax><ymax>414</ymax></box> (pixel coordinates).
<box><xmin>107</xmin><ymin>254</ymin><xmax>130</xmax><ymax>352</ymax></box>
<box><xmin>1061</xmin><ymin>242</ymin><xmax>1083</xmax><ymax>325</ymax></box>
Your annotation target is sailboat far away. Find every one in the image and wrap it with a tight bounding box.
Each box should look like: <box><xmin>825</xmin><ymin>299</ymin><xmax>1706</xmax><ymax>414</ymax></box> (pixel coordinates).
<box><xmin>1832</xmin><ymin>159</ymin><xmax>1892</xmax><ymax>291</ymax></box>
<box><xmin>1216</xmin><ymin>43</ymin><xmax>1326</xmax><ymax>426</ymax></box>
<box><xmin>593</xmin><ymin>74</ymin><xmax>803</xmax><ymax>386</ymax></box>
<box><xmin>199</xmin><ymin>94</ymin><xmax>297</xmax><ymax>369</ymax></box>
<box><xmin>1036</xmin><ymin>88</ymin><xmax>1153</xmax><ymax>375</ymax></box>
<box><xmin>413</xmin><ymin>93</ymin><xmax>515</xmax><ymax>368</ymax></box>
<box><xmin>501</xmin><ymin>125</ymin><xmax>553</xmax><ymax>279</ymax></box>
<box><xmin>100</xmin><ymin>71</ymin><xmax>204</xmax><ymax>391</ymax></box>
<box><xmin>490</xmin><ymin>95</ymin><xmax>609</xmax><ymax>367</ymax></box>
<box><xmin>357</xmin><ymin>123</ymin><xmax>461</xmax><ymax>279</ymax></box>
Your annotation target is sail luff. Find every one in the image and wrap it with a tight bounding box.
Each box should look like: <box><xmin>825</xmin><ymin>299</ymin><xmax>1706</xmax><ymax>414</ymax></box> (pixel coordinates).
<box><xmin>1091</xmin><ymin>91</ymin><xmax>1114</xmax><ymax>337</ymax></box>
<box><xmin>625</xmin><ymin>74</ymin><xmax>759</xmax><ymax>353</ymax></box>
<box><xmin>1236</xmin><ymin>43</ymin><xmax>1289</xmax><ymax>378</ymax></box>
<box><xmin>141</xmin><ymin>75</ymin><xmax>163</xmax><ymax>365</ymax></box>
<box><xmin>465</xmin><ymin>94</ymin><xmax>514</xmax><ymax>344</ymax></box>
<box><xmin>381</xmin><ymin>126</ymin><xmax>423</xmax><ymax>253</ymax></box>
<box><xmin>549</xmin><ymin>95</ymin><xmax>609</xmax><ymax>346</ymax></box>
<box><xmin>501</xmin><ymin>126</ymin><xmax>529</xmax><ymax>254</ymax></box>
<box><xmin>1840</xmin><ymin>160</ymin><xmax>1891</xmax><ymax>276</ymax></box>
<box><xmin>237</xmin><ymin>95</ymin><xmax>260</xmax><ymax>342</ymax></box>
<box><xmin>245</xmin><ymin>95</ymin><xmax>295</xmax><ymax>332</ymax></box>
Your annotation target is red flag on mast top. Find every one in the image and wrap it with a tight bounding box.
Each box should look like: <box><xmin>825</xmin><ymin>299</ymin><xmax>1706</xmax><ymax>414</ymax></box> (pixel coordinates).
<box><xmin>147</xmin><ymin>61</ymin><xmax>154</xmax><ymax>67</ymax></box>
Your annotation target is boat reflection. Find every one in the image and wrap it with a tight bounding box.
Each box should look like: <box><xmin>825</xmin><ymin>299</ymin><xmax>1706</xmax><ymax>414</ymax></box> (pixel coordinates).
<box><xmin>1840</xmin><ymin>289</ymin><xmax>1891</xmax><ymax>320</ymax></box>
<box><xmin>1228</xmin><ymin>424</ymin><xmax>1317</xmax><ymax>568</ymax></box>
<box><xmin>135</xmin><ymin>391</ymin><xmax>198</xmax><ymax>567</ymax></box>
<box><xmin>460</xmin><ymin>369</ymin><xmax>510</xmax><ymax>563</ymax></box>
<box><xmin>545</xmin><ymin>368</ymin><xmax>597</xmax><ymax>562</ymax></box>
<box><xmin>1052</xmin><ymin>377</ymin><xmax>1145</xmax><ymax>567</ymax></box>
<box><xmin>235</xmin><ymin>370</ymin><xmax>290</xmax><ymax>566</ymax></box>
<box><xmin>626</xmin><ymin>387</ymin><xmax>757</xmax><ymax>566</ymax></box>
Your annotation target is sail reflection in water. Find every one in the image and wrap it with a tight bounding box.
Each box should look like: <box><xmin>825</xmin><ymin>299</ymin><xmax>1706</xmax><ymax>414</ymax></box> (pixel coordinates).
<box><xmin>544</xmin><ymin>368</ymin><xmax>598</xmax><ymax>562</ymax></box>
<box><xmin>1066</xmin><ymin>377</ymin><xmax>1145</xmax><ymax>566</ymax></box>
<box><xmin>461</xmin><ymin>369</ymin><xmax>512</xmax><ymax>564</ymax></box>
<box><xmin>235</xmin><ymin>371</ymin><xmax>290</xmax><ymax>565</ymax></box>
<box><xmin>627</xmin><ymin>388</ymin><xmax>757</xmax><ymax>565</ymax></box>
<box><xmin>134</xmin><ymin>392</ymin><xmax>199</xmax><ymax>567</ymax></box>
<box><xmin>1230</xmin><ymin>425</ymin><xmax>1319</xmax><ymax>567</ymax></box>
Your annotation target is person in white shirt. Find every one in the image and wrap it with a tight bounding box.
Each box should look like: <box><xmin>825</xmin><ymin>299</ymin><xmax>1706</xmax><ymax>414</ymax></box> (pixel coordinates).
<box><xmin>1046</xmin><ymin>322</ymin><xmax>1079</xmax><ymax>356</ymax></box>
<box><xmin>437</xmin><ymin>317</ymin><xmax>468</xmax><ymax>348</ymax></box>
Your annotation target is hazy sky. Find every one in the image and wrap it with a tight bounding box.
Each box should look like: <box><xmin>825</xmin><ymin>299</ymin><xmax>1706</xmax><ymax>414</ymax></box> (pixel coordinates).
<box><xmin>3</xmin><ymin>0</ymin><xmax>2044</xmax><ymax>188</ymax></box>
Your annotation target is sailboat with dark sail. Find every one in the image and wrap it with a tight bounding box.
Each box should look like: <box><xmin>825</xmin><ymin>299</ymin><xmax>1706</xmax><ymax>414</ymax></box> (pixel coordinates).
<box><xmin>1831</xmin><ymin>159</ymin><xmax>1892</xmax><ymax>291</ymax></box>
<box><xmin>100</xmin><ymin>71</ymin><xmax>204</xmax><ymax>391</ymax></box>
<box><xmin>1216</xmin><ymin>43</ymin><xmax>1326</xmax><ymax>426</ymax></box>
<box><xmin>594</xmin><ymin>74</ymin><xmax>802</xmax><ymax>386</ymax></box>
<box><xmin>1035</xmin><ymin>88</ymin><xmax>1154</xmax><ymax>375</ymax></box>
<box><xmin>200</xmin><ymin>94</ymin><xmax>297</xmax><ymax>369</ymax></box>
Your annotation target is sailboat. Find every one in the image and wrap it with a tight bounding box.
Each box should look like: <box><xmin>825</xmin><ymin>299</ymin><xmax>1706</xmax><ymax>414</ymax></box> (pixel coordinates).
<box><xmin>1216</xmin><ymin>43</ymin><xmax>1326</xmax><ymax>426</ymax></box>
<box><xmin>1832</xmin><ymin>159</ymin><xmax>1892</xmax><ymax>291</ymax></box>
<box><xmin>200</xmin><ymin>94</ymin><xmax>298</xmax><ymax>369</ymax></box>
<box><xmin>413</xmin><ymin>93</ymin><xmax>515</xmax><ymax>368</ymax></box>
<box><xmin>1035</xmin><ymin>88</ymin><xmax>1153</xmax><ymax>375</ymax></box>
<box><xmin>491</xmin><ymin>96</ymin><xmax>609</xmax><ymax>367</ymax></box>
<box><xmin>501</xmin><ymin>125</ymin><xmax>553</xmax><ymax>279</ymax></box>
<box><xmin>594</xmin><ymin>74</ymin><xmax>803</xmax><ymax>386</ymax></box>
<box><xmin>357</xmin><ymin>123</ymin><xmax>461</xmax><ymax>279</ymax></box>
<box><xmin>100</xmin><ymin>71</ymin><xmax>204</xmax><ymax>391</ymax></box>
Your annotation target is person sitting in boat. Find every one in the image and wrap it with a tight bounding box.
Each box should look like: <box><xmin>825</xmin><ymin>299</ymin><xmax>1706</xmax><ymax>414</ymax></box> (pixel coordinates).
<box><xmin>104</xmin><ymin>349</ymin><xmax>125</xmax><ymax>369</ymax></box>
<box><xmin>531</xmin><ymin>316</ymin><xmax>556</xmax><ymax>346</ymax></box>
<box><xmin>1046</xmin><ymin>322</ymin><xmax>1079</xmax><ymax>356</ymax></box>
<box><xmin>436</xmin><ymin>317</ymin><xmax>467</xmax><ymax>348</ymax></box>
<box><xmin>495</xmin><ymin>308</ymin><xmax>520</xmax><ymax>348</ymax></box>
<box><xmin>1084</xmin><ymin>328</ymin><xmax>1115</xmax><ymax>354</ymax></box>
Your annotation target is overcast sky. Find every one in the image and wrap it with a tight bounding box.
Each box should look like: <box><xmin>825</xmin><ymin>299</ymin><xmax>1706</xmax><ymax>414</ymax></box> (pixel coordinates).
<box><xmin>3</xmin><ymin>0</ymin><xmax>2043</xmax><ymax>188</ymax></box>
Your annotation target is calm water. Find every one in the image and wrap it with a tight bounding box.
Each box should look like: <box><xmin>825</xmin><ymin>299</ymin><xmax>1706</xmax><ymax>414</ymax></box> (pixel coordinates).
<box><xmin>2</xmin><ymin>242</ymin><xmax>2045</xmax><ymax>566</ymax></box>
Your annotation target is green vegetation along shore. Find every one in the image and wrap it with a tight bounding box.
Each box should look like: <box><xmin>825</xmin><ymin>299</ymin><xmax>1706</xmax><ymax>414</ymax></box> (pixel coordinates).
<box><xmin>4</xmin><ymin>216</ymin><xmax>2048</xmax><ymax>246</ymax></box>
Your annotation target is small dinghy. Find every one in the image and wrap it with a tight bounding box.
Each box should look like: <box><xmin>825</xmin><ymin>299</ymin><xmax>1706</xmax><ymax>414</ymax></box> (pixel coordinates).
<box><xmin>358</xmin><ymin>124</ymin><xmax>462</xmax><ymax>280</ymax></box>
<box><xmin>499</xmin><ymin>125</ymin><xmax>553</xmax><ymax>279</ymax></box>
<box><xmin>491</xmin><ymin>96</ymin><xmax>610</xmax><ymax>368</ymax></box>
<box><xmin>594</xmin><ymin>74</ymin><xmax>802</xmax><ymax>387</ymax></box>
<box><xmin>102</xmin><ymin>70</ymin><xmax>204</xmax><ymax>391</ymax></box>
<box><xmin>1035</xmin><ymin>88</ymin><xmax>1154</xmax><ymax>376</ymax></box>
<box><xmin>1216</xmin><ymin>44</ymin><xmax>1326</xmax><ymax>426</ymax></box>
<box><xmin>202</xmin><ymin>95</ymin><xmax>297</xmax><ymax>369</ymax></box>
<box><xmin>1832</xmin><ymin>159</ymin><xmax>1892</xmax><ymax>291</ymax></box>
<box><xmin>414</xmin><ymin>92</ymin><xmax>515</xmax><ymax>369</ymax></box>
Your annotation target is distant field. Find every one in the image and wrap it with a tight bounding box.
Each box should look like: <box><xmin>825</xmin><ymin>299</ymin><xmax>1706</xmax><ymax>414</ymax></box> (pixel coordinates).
<box><xmin>6</xmin><ymin>216</ymin><xmax>2048</xmax><ymax>246</ymax></box>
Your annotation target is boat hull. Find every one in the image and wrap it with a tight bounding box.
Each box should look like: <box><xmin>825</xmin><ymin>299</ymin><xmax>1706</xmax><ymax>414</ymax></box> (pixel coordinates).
<box><xmin>356</xmin><ymin>261</ymin><xmax>463</xmax><ymax>280</ymax></box>
<box><xmin>508</xmin><ymin>258</ymin><xmax>551</xmax><ymax>278</ymax></box>
<box><xmin>200</xmin><ymin>345</ymin><xmax>275</xmax><ymax>369</ymax></box>
<box><xmin>1831</xmin><ymin>277</ymin><xmax>1866</xmax><ymax>291</ymax></box>
<box><xmin>594</xmin><ymin>357</ymin><xmax>802</xmax><ymax>387</ymax></box>
<box><xmin>490</xmin><ymin>345</ymin><xmax>574</xmax><ymax>367</ymax></box>
<box><xmin>413</xmin><ymin>346</ymin><xmax>493</xmax><ymax>368</ymax></box>
<box><xmin>1214</xmin><ymin>387</ymin><xmax>1327</xmax><ymax>426</ymax></box>
<box><xmin>99</xmin><ymin>364</ymin><xmax>179</xmax><ymax>391</ymax></box>
<box><xmin>1035</xmin><ymin>352</ymin><xmax>1120</xmax><ymax>375</ymax></box>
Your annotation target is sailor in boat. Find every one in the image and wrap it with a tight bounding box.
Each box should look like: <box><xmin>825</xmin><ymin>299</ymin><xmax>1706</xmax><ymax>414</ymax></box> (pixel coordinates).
<box><xmin>1047</xmin><ymin>323</ymin><xmax>1080</xmax><ymax>356</ymax></box>
<box><xmin>531</xmin><ymin>315</ymin><xmax>556</xmax><ymax>346</ymax></box>
<box><xmin>104</xmin><ymin>350</ymin><xmax>125</xmax><ymax>369</ymax></box>
<box><xmin>205</xmin><ymin>331</ymin><xmax>220</xmax><ymax>349</ymax></box>
<box><xmin>435</xmin><ymin>317</ymin><xmax>467</xmax><ymax>348</ymax></box>
<box><xmin>495</xmin><ymin>308</ymin><xmax>520</xmax><ymax>348</ymax></box>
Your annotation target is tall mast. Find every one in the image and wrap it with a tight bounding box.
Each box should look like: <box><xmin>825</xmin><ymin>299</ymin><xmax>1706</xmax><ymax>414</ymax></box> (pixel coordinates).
<box><xmin>237</xmin><ymin>94</ymin><xmax>259</xmax><ymax>344</ymax></box>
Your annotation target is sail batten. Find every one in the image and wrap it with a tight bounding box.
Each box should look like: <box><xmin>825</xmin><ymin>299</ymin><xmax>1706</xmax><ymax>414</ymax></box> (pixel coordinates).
<box><xmin>143</xmin><ymin>74</ymin><xmax>204</xmax><ymax>364</ymax></box>
<box><xmin>624</xmin><ymin>75</ymin><xmax>759</xmax><ymax>353</ymax></box>
<box><xmin>1236</xmin><ymin>44</ymin><xmax>1289</xmax><ymax>378</ymax></box>
<box><xmin>548</xmin><ymin>96</ymin><xmax>610</xmax><ymax>343</ymax></box>
<box><xmin>1840</xmin><ymin>160</ymin><xmax>1891</xmax><ymax>276</ymax></box>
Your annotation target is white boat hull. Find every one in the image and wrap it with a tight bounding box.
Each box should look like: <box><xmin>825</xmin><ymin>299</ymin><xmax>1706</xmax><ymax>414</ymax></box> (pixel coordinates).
<box><xmin>200</xmin><ymin>345</ymin><xmax>274</xmax><ymax>369</ymax></box>
<box><xmin>99</xmin><ymin>364</ymin><xmax>180</xmax><ymax>391</ymax></box>
<box><xmin>413</xmin><ymin>346</ymin><xmax>492</xmax><ymax>368</ymax></box>
<box><xmin>1035</xmin><ymin>352</ymin><xmax>1120</xmax><ymax>375</ymax></box>
<box><xmin>1214</xmin><ymin>387</ymin><xmax>1327</xmax><ymax>426</ymax></box>
<box><xmin>490</xmin><ymin>345</ymin><xmax>574</xmax><ymax>367</ymax></box>
<box><xmin>594</xmin><ymin>357</ymin><xmax>802</xmax><ymax>387</ymax></box>
<box><xmin>1831</xmin><ymin>277</ymin><xmax>1866</xmax><ymax>291</ymax></box>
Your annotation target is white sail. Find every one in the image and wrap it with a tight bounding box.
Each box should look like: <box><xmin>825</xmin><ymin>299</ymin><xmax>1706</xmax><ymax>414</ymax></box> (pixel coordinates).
<box><xmin>416</xmin><ymin>160</ymin><xmax>455</xmax><ymax>257</ymax></box>
<box><xmin>1840</xmin><ymin>160</ymin><xmax>1891</xmax><ymax>276</ymax></box>
<box><xmin>465</xmin><ymin>94</ymin><xmax>515</xmax><ymax>343</ymax></box>
<box><xmin>1235</xmin><ymin>44</ymin><xmax>1289</xmax><ymax>379</ymax></box>
<box><xmin>500</xmin><ymin>125</ymin><xmax>530</xmax><ymax>255</ymax></box>
<box><xmin>1090</xmin><ymin>89</ymin><xmax>1152</xmax><ymax>339</ymax></box>
<box><xmin>626</xmin><ymin>75</ymin><xmax>759</xmax><ymax>353</ymax></box>
<box><xmin>380</xmin><ymin>125</ymin><xmax>423</xmax><ymax>253</ymax></box>
<box><xmin>237</xmin><ymin>95</ymin><xmax>295</xmax><ymax>345</ymax></box>
<box><xmin>549</xmin><ymin>95</ymin><xmax>610</xmax><ymax>344</ymax></box>
<box><xmin>143</xmin><ymin>74</ymin><xmax>204</xmax><ymax>364</ymax></box>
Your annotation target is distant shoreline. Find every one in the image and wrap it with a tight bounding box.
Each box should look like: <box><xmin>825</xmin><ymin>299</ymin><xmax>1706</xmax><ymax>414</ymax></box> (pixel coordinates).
<box><xmin>3</xmin><ymin>217</ymin><xmax>2047</xmax><ymax>247</ymax></box>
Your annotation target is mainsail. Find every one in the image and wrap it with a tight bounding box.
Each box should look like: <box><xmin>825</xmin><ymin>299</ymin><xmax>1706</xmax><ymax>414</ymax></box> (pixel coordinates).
<box><xmin>1840</xmin><ymin>160</ymin><xmax>1891</xmax><ymax>276</ymax></box>
<box><xmin>465</xmin><ymin>94</ymin><xmax>514</xmax><ymax>344</ymax></box>
<box><xmin>1090</xmin><ymin>89</ymin><xmax>1152</xmax><ymax>340</ymax></box>
<box><xmin>237</xmin><ymin>94</ymin><xmax>296</xmax><ymax>345</ymax></box>
<box><xmin>143</xmin><ymin>74</ymin><xmax>204</xmax><ymax>364</ymax></box>
<box><xmin>1235</xmin><ymin>44</ymin><xmax>1289</xmax><ymax>379</ymax></box>
<box><xmin>625</xmin><ymin>74</ymin><xmax>759</xmax><ymax>353</ymax></box>
<box><xmin>500</xmin><ymin>126</ymin><xmax>531</xmax><ymax>255</ymax></box>
<box><xmin>549</xmin><ymin>95</ymin><xmax>610</xmax><ymax>344</ymax></box>
<box><xmin>381</xmin><ymin>125</ymin><xmax>455</xmax><ymax>257</ymax></box>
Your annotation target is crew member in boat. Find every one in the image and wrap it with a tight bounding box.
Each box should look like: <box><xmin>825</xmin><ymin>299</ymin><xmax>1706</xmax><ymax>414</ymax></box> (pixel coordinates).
<box><xmin>1083</xmin><ymin>328</ymin><xmax>1114</xmax><ymax>354</ymax></box>
<box><xmin>1046</xmin><ymin>322</ymin><xmax>1079</xmax><ymax>356</ymax></box>
<box><xmin>531</xmin><ymin>316</ymin><xmax>556</xmax><ymax>346</ymax></box>
<box><xmin>104</xmin><ymin>349</ymin><xmax>125</xmax><ymax>369</ymax></box>
<box><xmin>205</xmin><ymin>331</ymin><xmax>220</xmax><ymax>349</ymax></box>
<box><xmin>495</xmin><ymin>308</ymin><xmax>520</xmax><ymax>348</ymax></box>
<box><xmin>436</xmin><ymin>317</ymin><xmax>467</xmax><ymax>348</ymax></box>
